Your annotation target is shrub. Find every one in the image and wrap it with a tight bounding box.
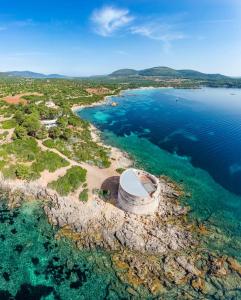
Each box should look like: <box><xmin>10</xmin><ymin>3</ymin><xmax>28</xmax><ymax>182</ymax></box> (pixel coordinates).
<box><xmin>0</xmin><ymin>160</ymin><xmax>6</xmax><ymax>170</ymax></box>
<box><xmin>0</xmin><ymin>131</ymin><xmax>8</xmax><ymax>140</ymax></box>
<box><xmin>79</xmin><ymin>189</ymin><xmax>88</xmax><ymax>202</ymax></box>
<box><xmin>15</xmin><ymin>164</ymin><xmax>39</xmax><ymax>181</ymax></box>
<box><xmin>43</xmin><ymin>139</ymin><xmax>55</xmax><ymax>148</ymax></box>
<box><xmin>48</xmin><ymin>166</ymin><xmax>86</xmax><ymax>196</ymax></box>
<box><xmin>3</xmin><ymin>138</ymin><xmax>40</xmax><ymax>161</ymax></box>
<box><xmin>1</xmin><ymin>119</ymin><xmax>17</xmax><ymax>129</ymax></box>
<box><xmin>36</xmin><ymin>127</ymin><xmax>48</xmax><ymax>140</ymax></box>
<box><xmin>13</xmin><ymin>125</ymin><xmax>28</xmax><ymax>140</ymax></box>
<box><xmin>32</xmin><ymin>150</ymin><xmax>69</xmax><ymax>173</ymax></box>
<box><xmin>115</xmin><ymin>168</ymin><xmax>125</xmax><ymax>174</ymax></box>
<box><xmin>14</xmin><ymin>111</ymin><xmax>25</xmax><ymax>125</ymax></box>
<box><xmin>22</xmin><ymin>113</ymin><xmax>41</xmax><ymax>136</ymax></box>
<box><xmin>43</xmin><ymin>139</ymin><xmax>72</xmax><ymax>158</ymax></box>
<box><xmin>2</xmin><ymin>166</ymin><xmax>16</xmax><ymax>179</ymax></box>
<box><xmin>48</xmin><ymin>127</ymin><xmax>62</xmax><ymax>139</ymax></box>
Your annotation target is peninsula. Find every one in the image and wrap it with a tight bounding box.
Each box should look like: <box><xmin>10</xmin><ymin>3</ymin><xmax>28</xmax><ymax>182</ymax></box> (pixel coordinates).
<box><xmin>1</xmin><ymin>74</ymin><xmax>241</xmax><ymax>298</ymax></box>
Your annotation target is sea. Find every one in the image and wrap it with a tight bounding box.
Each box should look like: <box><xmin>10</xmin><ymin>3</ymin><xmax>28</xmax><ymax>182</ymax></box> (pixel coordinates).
<box><xmin>1</xmin><ymin>87</ymin><xmax>241</xmax><ymax>299</ymax></box>
<box><xmin>78</xmin><ymin>87</ymin><xmax>241</xmax><ymax>259</ymax></box>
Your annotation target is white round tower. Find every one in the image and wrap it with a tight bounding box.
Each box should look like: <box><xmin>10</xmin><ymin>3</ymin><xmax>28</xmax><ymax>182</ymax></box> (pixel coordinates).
<box><xmin>118</xmin><ymin>168</ymin><xmax>160</xmax><ymax>215</ymax></box>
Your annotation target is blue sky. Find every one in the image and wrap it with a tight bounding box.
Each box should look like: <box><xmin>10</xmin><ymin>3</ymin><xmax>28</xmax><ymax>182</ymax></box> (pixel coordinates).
<box><xmin>0</xmin><ymin>0</ymin><xmax>240</xmax><ymax>76</ymax></box>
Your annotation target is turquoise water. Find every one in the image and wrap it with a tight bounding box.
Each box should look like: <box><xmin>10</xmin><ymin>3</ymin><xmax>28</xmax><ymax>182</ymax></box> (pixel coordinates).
<box><xmin>78</xmin><ymin>88</ymin><xmax>241</xmax><ymax>260</ymax></box>
<box><xmin>2</xmin><ymin>87</ymin><xmax>241</xmax><ymax>299</ymax></box>
<box><xmin>0</xmin><ymin>200</ymin><xmax>133</xmax><ymax>299</ymax></box>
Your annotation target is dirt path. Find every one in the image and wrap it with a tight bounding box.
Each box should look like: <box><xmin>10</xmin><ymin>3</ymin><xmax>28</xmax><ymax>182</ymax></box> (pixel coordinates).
<box><xmin>36</xmin><ymin>139</ymin><xmax>131</xmax><ymax>200</ymax></box>
<box><xmin>0</xmin><ymin>128</ymin><xmax>14</xmax><ymax>145</ymax></box>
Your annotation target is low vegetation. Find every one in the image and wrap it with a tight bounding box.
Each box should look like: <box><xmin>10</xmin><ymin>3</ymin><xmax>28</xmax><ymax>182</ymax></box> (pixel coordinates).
<box><xmin>1</xmin><ymin>75</ymin><xmax>237</xmax><ymax>187</ymax></box>
<box><xmin>0</xmin><ymin>137</ymin><xmax>69</xmax><ymax>180</ymax></box>
<box><xmin>48</xmin><ymin>166</ymin><xmax>87</xmax><ymax>196</ymax></box>
<box><xmin>79</xmin><ymin>189</ymin><xmax>88</xmax><ymax>202</ymax></box>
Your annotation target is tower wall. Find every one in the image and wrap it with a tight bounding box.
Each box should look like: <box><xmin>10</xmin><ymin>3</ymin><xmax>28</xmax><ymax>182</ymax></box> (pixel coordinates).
<box><xmin>117</xmin><ymin>169</ymin><xmax>160</xmax><ymax>215</ymax></box>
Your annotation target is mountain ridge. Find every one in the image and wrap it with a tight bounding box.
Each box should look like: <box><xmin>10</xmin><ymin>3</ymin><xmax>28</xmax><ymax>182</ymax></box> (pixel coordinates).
<box><xmin>0</xmin><ymin>70</ymin><xmax>68</xmax><ymax>79</ymax></box>
<box><xmin>0</xmin><ymin>67</ymin><xmax>234</xmax><ymax>80</ymax></box>
<box><xmin>109</xmin><ymin>66</ymin><xmax>228</xmax><ymax>80</ymax></box>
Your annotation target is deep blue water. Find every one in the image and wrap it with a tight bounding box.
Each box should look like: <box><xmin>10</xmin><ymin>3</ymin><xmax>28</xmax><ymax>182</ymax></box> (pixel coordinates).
<box><xmin>1</xmin><ymin>87</ymin><xmax>241</xmax><ymax>299</ymax></box>
<box><xmin>78</xmin><ymin>87</ymin><xmax>241</xmax><ymax>259</ymax></box>
<box><xmin>80</xmin><ymin>88</ymin><xmax>241</xmax><ymax>196</ymax></box>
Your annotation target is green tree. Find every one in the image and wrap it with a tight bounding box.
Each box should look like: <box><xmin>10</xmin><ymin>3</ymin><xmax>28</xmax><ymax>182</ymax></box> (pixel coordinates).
<box><xmin>14</xmin><ymin>111</ymin><xmax>25</xmax><ymax>125</ymax></box>
<box><xmin>57</xmin><ymin>116</ymin><xmax>68</xmax><ymax>128</ymax></box>
<box><xmin>22</xmin><ymin>114</ymin><xmax>41</xmax><ymax>136</ymax></box>
<box><xmin>36</xmin><ymin>127</ymin><xmax>48</xmax><ymax>140</ymax></box>
<box><xmin>13</xmin><ymin>125</ymin><xmax>28</xmax><ymax>140</ymax></box>
<box><xmin>48</xmin><ymin>126</ymin><xmax>62</xmax><ymax>139</ymax></box>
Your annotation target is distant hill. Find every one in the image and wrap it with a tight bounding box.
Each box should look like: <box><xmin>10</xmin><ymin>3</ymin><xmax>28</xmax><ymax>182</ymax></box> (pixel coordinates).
<box><xmin>109</xmin><ymin>66</ymin><xmax>228</xmax><ymax>80</ymax></box>
<box><xmin>110</xmin><ymin>69</ymin><xmax>139</xmax><ymax>77</ymax></box>
<box><xmin>0</xmin><ymin>71</ymin><xmax>67</xmax><ymax>78</ymax></box>
<box><xmin>0</xmin><ymin>67</ymin><xmax>232</xmax><ymax>80</ymax></box>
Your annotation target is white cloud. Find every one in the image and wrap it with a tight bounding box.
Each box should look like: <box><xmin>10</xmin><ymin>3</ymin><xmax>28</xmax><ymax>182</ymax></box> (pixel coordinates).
<box><xmin>130</xmin><ymin>22</ymin><xmax>186</xmax><ymax>53</ymax></box>
<box><xmin>91</xmin><ymin>6</ymin><xmax>133</xmax><ymax>37</ymax></box>
<box><xmin>131</xmin><ymin>23</ymin><xmax>185</xmax><ymax>42</ymax></box>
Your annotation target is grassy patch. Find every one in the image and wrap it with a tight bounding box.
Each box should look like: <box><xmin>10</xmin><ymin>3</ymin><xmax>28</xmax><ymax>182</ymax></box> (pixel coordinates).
<box><xmin>1</xmin><ymin>119</ymin><xmax>17</xmax><ymax>129</ymax></box>
<box><xmin>32</xmin><ymin>150</ymin><xmax>69</xmax><ymax>173</ymax></box>
<box><xmin>0</xmin><ymin>131</ymin><xmax>8</xmax><ymax>140</ymax></box>
<box><xmin>79</xmin><ymin>189</ymin><xmax>88</xmax><ymax>202</ymax></box>
<box><xmin>48</xmin><ymin>166</ymin><xmax>86</xmax><ymax>196</ymax></box>
<box><xmin>0</xmin><ymin>160</ymin><xmax>6</xmax><ymax>170</ymax></box>
<box><xmin>15</xmin><ymin>164</ymin><xmax>39</xmax><ymax>181</ymax></box>
<box><xmin>3</xmin><ymin>138</ymin><xmax>40</xmax><ymax>161</ymax></box>
<box><xmin>43</xmin><ymin>139</ymin><xmax>72</xmax><ymax>158</ymax></box>
<box><xmin>73</xmin><ymin>141</ymin><xmax>111</xmax><ymax>168</ymax></box>
<box><xmin>115</xmin><ymin>168</ymin><xmax>126</xmax><ymax>174</ymax></box>
<box><xmin>2</xmin><ymin>166</ymin><xmax>16</xmax><ymax>179</ymax></box>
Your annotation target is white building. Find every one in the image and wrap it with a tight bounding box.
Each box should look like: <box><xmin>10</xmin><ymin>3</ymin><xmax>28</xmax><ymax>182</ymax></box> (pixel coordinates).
<box><xmin>118</xmin><ymin>168</ymin><xmax>161</xmax><ymax>215</ymax></box>
<box><xmin>41</xmin><ymin>119</ymin><xmax>57</xmax><ymax>129</ymax></box>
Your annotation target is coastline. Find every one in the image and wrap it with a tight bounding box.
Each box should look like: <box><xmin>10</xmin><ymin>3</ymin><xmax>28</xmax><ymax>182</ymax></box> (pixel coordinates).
<box><xmin>71</xmin><ymin>86</ymin><xmax>175</xmax><ymax>113</ymax></box>
<box><xmin>2</xmin><ymin>86</ymin><xmax>241</xmax><ymax>297</ymax></box>
<box><xmin>71</xmin><ymin>95</ymin><xmax>111</xmax><ymax>112</ymax></box>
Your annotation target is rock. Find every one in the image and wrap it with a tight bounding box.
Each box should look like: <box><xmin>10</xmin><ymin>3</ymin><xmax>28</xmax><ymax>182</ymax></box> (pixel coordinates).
<box><xmin>163</xmin><ymin>257</ymin><xmax>188</xmax><ymax>285</ymax></box>
<box><xmin>175</xmin><ymin>256</ymin><xmax>202</xmax><ymax>277</ymax></box>
<box><xmin>227</xmin><ymin>257</ymin><xmax>241</xmax><ymax>276</ymax></box>
<box><xmin>126</xmin><ymin>287</ymin><xmax>138</xmax><ymax>296</ymax></box>
<box><xmin>198</xmin><ymin>224</ymin><xmax>209</xmax><ymax>235</ymax></box>
<box><xmin>191</xmin><ymin>277</ymin><xmax>206</xmax><ymax>292</ymax></box>
<box><xmin>148</xmin><ymin>277</ymin><xmax>166</xmax><ymax>295</ymax></box>
<box><xmin>210</xmin><ymin>257</ymin><xmax>228</xmax><ymax>277</ymax></box>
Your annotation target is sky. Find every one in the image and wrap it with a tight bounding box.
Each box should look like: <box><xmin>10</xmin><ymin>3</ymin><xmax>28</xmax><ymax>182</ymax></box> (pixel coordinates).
<box><xmin>0</xmin><ymin>0</ymin><xmax>241</xmax><ymax>76</ymax></box>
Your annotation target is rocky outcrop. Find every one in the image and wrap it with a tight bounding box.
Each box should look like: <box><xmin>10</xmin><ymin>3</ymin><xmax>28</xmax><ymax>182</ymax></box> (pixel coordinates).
<box><xmin>45</xmin><ymin>177</ymin><xmax>194</xmax><ymax>254</ymax></box>
<box><xmin>2</xmin><ymin>175</ymin><xmax>241</xmax><ymax>298</ymax></box>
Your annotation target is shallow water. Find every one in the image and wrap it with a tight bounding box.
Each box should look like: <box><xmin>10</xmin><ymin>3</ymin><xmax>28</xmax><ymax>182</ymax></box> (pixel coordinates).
<box><xmin>0</xmin><ymin>200</ymin><xmax>133</xmax><ymax>299</ymax></box>
<box><xmin>78</xmin><ymin>88</ymin><xmax>241</xmax><ymax>260</ymax></box>
<box><xmin>1</xmin><ymin>87</ymin><xmax>241</xmax><ymax>299</ymax></box>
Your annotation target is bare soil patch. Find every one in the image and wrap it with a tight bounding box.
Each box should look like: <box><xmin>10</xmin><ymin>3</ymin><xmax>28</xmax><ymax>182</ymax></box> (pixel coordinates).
<box><xmin>86</xmin><ymin>87</ymin><xmax>111</xmax><ymax>95</ymax></box>
<box><xmin>3</xmin><ymin>92</ymin><xmax>43</xmax><ymax>105</ymax></box>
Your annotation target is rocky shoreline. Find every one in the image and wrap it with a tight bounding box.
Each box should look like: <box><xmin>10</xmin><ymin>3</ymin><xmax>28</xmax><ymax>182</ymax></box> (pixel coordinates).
<box><xmin>2</xmin><ymin>175</ymin><xmax>241</xmax><ymax>298</ymax></box>
<box><xmin>1</xmin><ymin>88</ymin><xmax>241</xmax><ymax>298</ymax></box>
<box><xmin>45</xmin><ymin>176</ymin><xmax>194</xmax><ymax>254</ymax></box>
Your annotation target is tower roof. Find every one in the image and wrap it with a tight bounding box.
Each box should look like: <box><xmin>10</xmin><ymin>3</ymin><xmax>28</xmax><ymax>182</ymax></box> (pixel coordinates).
<box><xmin>119</xmin><ymin>169</ymin><xmax>149</xmax><ymax>198</ymax></box>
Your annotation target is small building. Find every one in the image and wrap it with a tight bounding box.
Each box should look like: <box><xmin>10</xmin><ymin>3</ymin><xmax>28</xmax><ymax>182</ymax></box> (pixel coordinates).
<box><xmin>45</xmin><ymin>101</ymin><xmax>58</xmax><ymax>109</ymax></box>
<box><xmin>41</xmin><ymin>119</ymin><xmax>57</xmax><ymax>129</ymax></box>
<box><xmin>118</xmin><ymin>168</ymin><xmax>161</xmax><ymax>215</ymax></box>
